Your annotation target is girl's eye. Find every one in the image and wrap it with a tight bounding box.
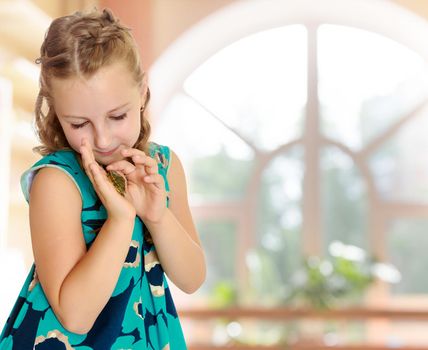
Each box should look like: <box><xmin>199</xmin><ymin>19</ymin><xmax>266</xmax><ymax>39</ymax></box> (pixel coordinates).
<box><xmin>71</xmin><ymin>121</ymin><xmax>88</xmax><ymax>129</ymax></box>
<box><xmin>111</xmin><ymin>113</ymin><xmax>127</xmax><ymax>121</ymax></box>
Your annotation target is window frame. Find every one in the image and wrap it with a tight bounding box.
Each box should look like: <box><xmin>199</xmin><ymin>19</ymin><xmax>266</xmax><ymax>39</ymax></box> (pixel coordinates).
<box><xmin>149</xmin><ymin>0</ymin><xmax>428</xmax><ymax>305</ymax></box>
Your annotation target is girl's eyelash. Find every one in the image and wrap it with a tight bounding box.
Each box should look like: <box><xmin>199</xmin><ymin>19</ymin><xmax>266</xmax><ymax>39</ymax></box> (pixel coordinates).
<box><xmin>71</xmin><ymin>122</ymin><xmax>88</xmax><ymax>129</ymax></box>
<box><xmin>111</xmin><ymin>113</ymin><xmax>127</xmax><ymax>120</ymax></box>
<box><xmin>70</xmin><ymin>114</ymin><xmax>126</xmax><ymax>129</ymax></box>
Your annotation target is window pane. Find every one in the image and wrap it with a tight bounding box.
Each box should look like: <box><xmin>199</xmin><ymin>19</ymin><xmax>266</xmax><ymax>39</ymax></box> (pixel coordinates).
<box><xmin>318</xmin><ymin>24</ymin><xmax>428</xmax><ymax>150</ymax></box>
<box><xmin>184</xmin><ymin>25</ymin><xmax>308</xmax><ymax>151</ymax></box>
<box><xmin>321</xmin><ymin>147</ymin><xmax>369</xmax><ymax>252</ymax></box>
<box><xmin>388</xmin><ymin>219</ymin><xmax>428</xmax><ymax>294</ymax></box>
<box><xmin>154</xmin><ymin>93</ymin><xmax>255</xmax><ymax>201</ymax></box>
<box><xmin>196</xmin><ymin>220</ymin><xmax>237</xmax><ymax>304</ymax></box>
<box><xmin>255</xmin><ymin>145</ymin><xmax>303</xmax><ymax>305</ymax></box>
<box><xmin>369</xmin><ymin>110</ymin><xmax>428</xmax><ymax>202</ymax></box>
<box><xmin>190</xmin><ymin>150</ymin><xmax>254</xmax><ymax>201</ymax></box>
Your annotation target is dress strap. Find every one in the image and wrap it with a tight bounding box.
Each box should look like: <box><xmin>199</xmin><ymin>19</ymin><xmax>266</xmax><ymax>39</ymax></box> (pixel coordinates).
<box><xmin>148</xmin><ymin>142</ymin><xmax>171</xmax><ymax>194</ymax></box>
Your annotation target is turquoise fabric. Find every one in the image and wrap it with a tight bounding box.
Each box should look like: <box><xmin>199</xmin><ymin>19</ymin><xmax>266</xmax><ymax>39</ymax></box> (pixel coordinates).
<box><xmin>0</xmin><ymin>142</ymin><xmax>187</xmax><ymax>350</ymax></box>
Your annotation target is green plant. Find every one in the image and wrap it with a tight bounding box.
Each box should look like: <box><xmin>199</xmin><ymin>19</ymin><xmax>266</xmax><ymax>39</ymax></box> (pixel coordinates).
<box><xmin>284</xmin><ymin>241</ymin><xmax>400</xmax><ymax>309</ymax></box>
<box><xmin>208</xmin><ymin>280</ymin><xmax>237</xmax><ymax>308</ymax></box>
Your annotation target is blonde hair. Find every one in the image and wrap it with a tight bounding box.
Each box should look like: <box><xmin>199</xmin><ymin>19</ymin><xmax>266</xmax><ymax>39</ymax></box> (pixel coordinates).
<box><xmin>34</xmin><ymin>8</ymin><xmax>151</xmax><ymax>155</ymax></box>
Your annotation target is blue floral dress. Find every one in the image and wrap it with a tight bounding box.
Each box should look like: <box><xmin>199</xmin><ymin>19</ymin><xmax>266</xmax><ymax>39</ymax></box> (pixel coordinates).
<box><xmin>0</xmin><ymin>142</ymin><xmax>187</xmax><ymax>350</ymax></box>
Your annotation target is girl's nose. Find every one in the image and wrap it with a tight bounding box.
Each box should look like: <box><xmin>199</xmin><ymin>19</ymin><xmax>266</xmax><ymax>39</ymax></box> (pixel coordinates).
<box><xmin>94</xmin><ymin>126</ymin><xmax>112</xmax><ymax>150</ymax></box>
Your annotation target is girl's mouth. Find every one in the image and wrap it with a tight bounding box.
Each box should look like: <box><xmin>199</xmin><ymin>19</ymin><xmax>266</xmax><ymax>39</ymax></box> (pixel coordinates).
<box><xmin>96</xmin><ymin>146</ymin><xmax>119</xmax><ymax>156</ymax></box>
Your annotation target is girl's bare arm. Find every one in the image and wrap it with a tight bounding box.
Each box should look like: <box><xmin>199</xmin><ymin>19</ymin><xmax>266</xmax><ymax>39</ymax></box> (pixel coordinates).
<box><xmin>144</xmin><ymin>150</ymin><xmax>206</xmax><ymax>293</ymax></box>
<box><xmin>30</xmin><ymin>165</ymin><xmax>135</xmax><ymax>335</ymax></box>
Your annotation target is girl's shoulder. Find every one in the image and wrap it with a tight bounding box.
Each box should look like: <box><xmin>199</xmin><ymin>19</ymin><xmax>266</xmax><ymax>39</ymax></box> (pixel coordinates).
<box><xmin>33</xmin><ymin>149</ymin><xmax>80</xmax><ymax>169</ymax></box>
<box><xmin>21</xmin><ymin>149</ymin><xmax>83</xmax><ymax>202</ymax></box>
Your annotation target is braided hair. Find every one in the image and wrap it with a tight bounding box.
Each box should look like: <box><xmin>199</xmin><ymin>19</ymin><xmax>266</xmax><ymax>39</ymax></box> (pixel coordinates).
<box><xmin>34</xmin><ymin>8</ymin><xmax>151</xmax><ymax>155</ymax></box>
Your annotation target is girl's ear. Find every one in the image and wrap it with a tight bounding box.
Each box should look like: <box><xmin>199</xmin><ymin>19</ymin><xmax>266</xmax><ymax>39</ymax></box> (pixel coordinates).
<box><xmin>140</xmin><ymin>84</ymin><xmax>148</xmax><ymax>101</ymax></box>
<box><xmin>140</xmin><ymin>84</ymin><xmax>149</xmax><ymax>112</ymax></box>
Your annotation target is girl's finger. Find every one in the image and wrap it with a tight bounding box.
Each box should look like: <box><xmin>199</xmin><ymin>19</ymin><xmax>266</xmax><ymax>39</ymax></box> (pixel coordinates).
<box><xmin>88</xmin><ymin>163</ymin><xmax>104</xmax><ymax>199</ymax></box>
<box><xmin>144</xmin><ymin>173</ymin><xmax>165</xmax><ymax>190</ymax></box>
<box><xmin>121</xmin><ymin>148</ymin><xmax>146</xmax><ymax>159</ymax></box>
<box><xmin>90</xmin><ymin>162</ymin><xmax>115</xmax><ymax>196</ymax></box>
<box><xmin>106</xmin><ymin>160</ymin><xmax>136</xmax><ymax>175</ymax></box>
<box><xmin>80</xmin><ymin>140</ymin><xmax>96</xmax><ymax>173</ymax></box>
<box><xmin>80</xmin><ymin>148</ymin><xmax>94</xmax><ymax>182</ymax></box>
<box><xmin>121</xmin><ymin>148</ymin><xmax>161</xmax><ymax>175</ymax></box>
<box><xmin>131</xmin><ymin>154</ymin><xmax>158</xmax><ymax>175</ymax></box>
<box><xmin>80</xmin><ymin>141</ymin><xmax>107</xmax><ymax>186</ymax></box>
<box><xmin>81</xmin><ymin>139</ymin><xmax>95</xmax><ymax>162</ymax></box>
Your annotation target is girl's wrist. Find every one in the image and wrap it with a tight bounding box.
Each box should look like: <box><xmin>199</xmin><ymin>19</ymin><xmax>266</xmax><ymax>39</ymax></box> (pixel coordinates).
<box><xmin>140</xmin><ymin>208</ymin><xmax>168</xmax><ymax>231</ymax></box>
<box><xmin>108</xmin><ymin>207</ymin><xmax>136</xmax><ymax>223</ymax></box>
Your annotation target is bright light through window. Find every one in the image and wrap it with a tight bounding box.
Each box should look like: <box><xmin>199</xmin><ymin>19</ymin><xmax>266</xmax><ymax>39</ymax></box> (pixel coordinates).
<box><xmin>183</xmin><ymin>25</ymin><xmax>308</xmax><ymax>152</ymax></box>
<box><xmin>318</xmin><ymin>24</ymin><xmax>428</xmax><ymax>150</ymax></box>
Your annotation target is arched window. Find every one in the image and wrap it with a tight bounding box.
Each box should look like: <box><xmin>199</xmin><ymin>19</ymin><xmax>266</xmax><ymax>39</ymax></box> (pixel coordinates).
<box><xmin>150</xmin><ymin>0</ymin><xmax>428</xmax><ymax>345</ymax></box>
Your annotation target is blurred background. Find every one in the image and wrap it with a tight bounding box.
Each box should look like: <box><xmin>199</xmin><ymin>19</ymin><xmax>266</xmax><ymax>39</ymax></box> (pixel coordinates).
<box><xmin>2</xmin><ymin>0</ymin><xmax>428</xmax><ymax>348</ymax></box>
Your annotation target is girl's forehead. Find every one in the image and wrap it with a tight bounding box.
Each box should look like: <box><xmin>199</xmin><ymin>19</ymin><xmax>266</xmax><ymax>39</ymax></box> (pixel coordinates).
<box><xmin>51</xmin><ymin>64</ymin><xmax>141</xmax><ymax>116</ymax></box>
<box><xmin>53</xmin><ymin>64</ymin><xmax>138</xmax><ymax>98</ymax></box>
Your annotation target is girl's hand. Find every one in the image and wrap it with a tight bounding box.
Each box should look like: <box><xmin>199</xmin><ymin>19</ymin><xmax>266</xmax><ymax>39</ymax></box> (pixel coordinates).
<box><xmin>80</xmin><ymin>139</ymin><xmax>136</xmax><ymax>220</ymax></box>
<box><xmin>106</xmin><ymin>148</ymin><xmax>167</xmax><ymax>224</ymax></box>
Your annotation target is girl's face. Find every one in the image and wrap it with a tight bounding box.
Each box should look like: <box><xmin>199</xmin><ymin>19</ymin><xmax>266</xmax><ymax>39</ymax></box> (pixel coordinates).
<box><xmin>52</xmin><ymin>62</ymin><xmax>144</xmax><ymax>166</ymax></box>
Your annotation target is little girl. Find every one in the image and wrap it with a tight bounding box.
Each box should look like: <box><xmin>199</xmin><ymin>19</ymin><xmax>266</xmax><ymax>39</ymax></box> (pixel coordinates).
<box><xmin>0</xmin><ymin>8</ymin><xmax>205</xmax><ymax>350</ymax></box>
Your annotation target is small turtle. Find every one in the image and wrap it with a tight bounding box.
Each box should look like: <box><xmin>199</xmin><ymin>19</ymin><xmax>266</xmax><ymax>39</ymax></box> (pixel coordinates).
<box><xmin>106</xmin><ymin>170</ymin><xmax>126</xmax><ymax>196</ymax></box>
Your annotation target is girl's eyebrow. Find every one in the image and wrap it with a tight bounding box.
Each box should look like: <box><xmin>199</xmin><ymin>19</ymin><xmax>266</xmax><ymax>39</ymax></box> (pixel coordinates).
<box><xmin>63</xmin><ymin>102</ymin><xmax>131</xmax><ymax>119</ymax></box>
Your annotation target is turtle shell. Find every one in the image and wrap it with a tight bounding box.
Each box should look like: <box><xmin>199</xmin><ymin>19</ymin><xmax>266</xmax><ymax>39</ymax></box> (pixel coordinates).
<box><xmin>106</xmin><ymin>170</ymin><xmax>126</xmax><ymax>196</ymax></box>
